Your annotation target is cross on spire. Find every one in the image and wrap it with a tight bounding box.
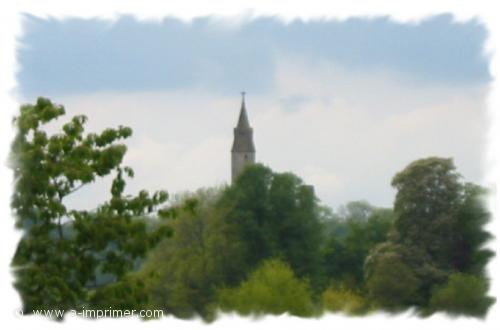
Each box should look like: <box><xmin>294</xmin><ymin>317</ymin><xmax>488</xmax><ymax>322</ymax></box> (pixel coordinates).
<box><xmin>241</xmin><ymin>91</ymin><xmax>246</xmax><ymax>103</ymax></box>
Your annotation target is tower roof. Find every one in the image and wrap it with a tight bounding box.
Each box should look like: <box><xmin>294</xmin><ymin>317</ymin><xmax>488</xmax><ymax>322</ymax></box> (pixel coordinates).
<box><xmin>231</xmin><ymin>92</ymin><xmax>255</xmax><ymax>153</ymax></box>
<box><xmin>236</xmin><ymin>93</ymin><xmax>251</xmax><ymax>129</ymax></box>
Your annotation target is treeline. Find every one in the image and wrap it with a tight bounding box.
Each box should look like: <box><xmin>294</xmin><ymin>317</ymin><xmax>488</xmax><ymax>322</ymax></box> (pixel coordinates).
<box><xmin>10</xmin><ymin>98</ymin><xmax>495</xmax><ymax>320</ymax></box>
<box><xmin>97</xmin><ymin>160</ymin><xmax>495</xmax><ymax>320</ymax></box>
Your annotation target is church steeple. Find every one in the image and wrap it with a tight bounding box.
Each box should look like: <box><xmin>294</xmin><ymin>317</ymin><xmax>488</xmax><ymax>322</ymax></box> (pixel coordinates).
<box><xmin>236</xmin><ymin>92</ymin><xmax>251</xmax><ymax>130</ymax></box>
<box><xmin>231</xmin><ymin>92</ymin><xmax>256</xmax><ymax>183</ymax></box>
<box><xmin>231</xmin><ymin>92</ymin><xmax>255</xmax><ymax>153</ymax></box>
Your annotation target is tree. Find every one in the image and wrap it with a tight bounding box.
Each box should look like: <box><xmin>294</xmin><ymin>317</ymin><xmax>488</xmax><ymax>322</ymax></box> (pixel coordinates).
<box><xmin>364</xmin><ymin>239</ymin><xmax>448</xmax><ymax>308</ymax></box>
<box><xmin>217</xmin><ymin>259</ymin><xmax>314</xmax><ymax>317</ymax></box>
<box><xmin>322</xmin><ymin>204</ymin><xmax>394</xmax><ymax>288</ymax></box>
<box><xmin>391</xmin><ymin>157</ymin><xmax>463</xmax><ymax>268</ymax></box>
<box><xmin>9</xmin><ymin>98</ymin><xmax>173</xmax><ymax>316</ymax></box>
<box><xmin>429</xmin><ymin>273</ymin><xmax>495</xmax><ymax>317</ymax></box>
<box><xmin>218</xmin><ymin>164</ymin><xmax>324</xmax><ymax>290</ymax></box>
<box><xmin>452</xmin><ymin>183</ymin><xmax>494</xmax><ymax>275</ymax></box>
<box><xmin>390</xmin><ymin>156</ymin><xmax>494</xmax><ymax>275</ymax></box>
<box><xmin>364</xmin><ymin>242</ymin><xmax>420</xmax><ymax>310</ymax></box>
<box><xmin>219</xmin><ymin>164</ymin><xmax>273</xmax><ymax>278</ymax></box>
<box><xmin>364</xmin><ymin>157</ymin><xmax>494</xmax><ymax>312</ymax></box>
<box><xmin>138</xmin><ymin>188</ymin><xmax>245</xmax><ymax>320</ymax></box>
<box><xmin>89</xmin><ymin>275</ymin><xmax>151</xmax><ymax>313</ymax></box>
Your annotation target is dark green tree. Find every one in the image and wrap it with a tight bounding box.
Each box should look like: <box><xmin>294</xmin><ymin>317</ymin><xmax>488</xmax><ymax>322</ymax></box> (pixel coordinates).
<box><xmin>364</xmin><ymin>241</ymin><xmax>446</xmax><ymax>308</ymax></box>
<box><xmin>322</xmin><ymin>204</ymin><xmax>394</xmax><ymax>288</ymax></box>
<box><xmin>452</xmin><ymin>183</ymin><xmax>494</xmax><ymax>275</ymax></box>
<box><xmin>218</xmin><ymin>164</ymin><xmax>324</xmax><ymax>290</ymax></box>
<box><xmin>391</xmin><ymin>157</ymin><xmax>463</xmax><ymax>268</ymax></box>
<box><xmin>390</xmin><ymin>157</ymin><xmax>493</xmax><ymax>273</ymax></box>
<box><xmin>364</xmin><ymin>242</ymin><xmax>420</xmax><ymax>310</ymax></box>
<box><xmin>9</xmin><ymin>98</ymin><xmax>173</xmax><ymax>317</ymax></box>
<box><xmin>365</xmin><ymin>157</ymin><xmax>493</xmax><ymax>312</ymax></box>
<box><xmin>429</xmin><ymin>273</ymin><xmax>495</xmax><ymax>317</ymax></box>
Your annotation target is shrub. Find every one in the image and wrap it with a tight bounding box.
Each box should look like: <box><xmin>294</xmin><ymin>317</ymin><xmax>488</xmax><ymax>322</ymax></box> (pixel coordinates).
<box><xmin>365</xmin><ymin>248</ymin><xmax>420</xmax><ymax>310</ymax></box>
<box><xmin>322</xmin><ymin>285</ymin><xmax>367</xmax><ymax>315</ymax></box>
<box><xmin>429</xmin><ymin>273</ymin><xmax>495</xmax><ymax>317</ymax></box>
<box><xmin>217</xmin><ymin>259</ymin><xmax>314</xmax><ymax>317</ymax></box>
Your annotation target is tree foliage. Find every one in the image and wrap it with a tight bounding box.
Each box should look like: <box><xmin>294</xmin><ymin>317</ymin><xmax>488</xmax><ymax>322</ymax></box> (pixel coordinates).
<box><xmin>9</xmin><ymin>100</ymin><xmax>494</xmax><ymax>319</ymax></box>
<box><xmin>429</xmin><ymin>273</ymin><xmax>495</xmax><ymax>317</ymax></box>
<box><xmin>365</xmin><ymin>157</ymin><xmax>494</xmax><ymax>313</ymax></box>
<box><xmin>217</xmin><ymin>259</ymin><xmax>314</xmax><ymax>317</ymax></box>
<box><xmin>364</xmin><ymin>242</ymin><xmax>421</xmax><ymax>309</ymax></box>
<box><xmin>219</xmin><ymin>164</ymin><xmax>324</xmax><ymax>288</ymax></box>
<box><xmin>138</xmin><ymin>188</ymin><xmax>244</xmax><ymax>320</ymax></box>
<box><xmin>322</xmin><ymin>204</ymin><xmax>394</xmax><ymax>288</ymax></box>
<box><xmin>453</xmin><ymin>183</ymin><xmax>494</xmax><ymax>275</ymax></box>
<box><xmin>9</xmin><ymin>98</ymin><xmax>173</xmax><ymax>316</ymax></box>
<box><xmin>391</xmin><ymin>157</ymin><xmax>465</xmax><ymax>268</ymax></box>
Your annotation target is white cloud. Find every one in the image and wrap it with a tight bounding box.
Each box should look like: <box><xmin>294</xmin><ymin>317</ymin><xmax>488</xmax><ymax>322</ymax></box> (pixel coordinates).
<box><xmin>53</xmin><ymin>56</ymin><xmax>488</xmax><ymax>210</ymax></box>
<box><xmin>302</xmin><ymin>165</ymin><xmax>344</xmax><ymax>203</ymax></box>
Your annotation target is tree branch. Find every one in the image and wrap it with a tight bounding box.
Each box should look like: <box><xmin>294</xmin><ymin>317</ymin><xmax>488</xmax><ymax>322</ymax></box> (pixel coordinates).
<box><xmin>68</xmin><ymin>183</ymin><xmax>86</xmax><ymax>195</ymax></box>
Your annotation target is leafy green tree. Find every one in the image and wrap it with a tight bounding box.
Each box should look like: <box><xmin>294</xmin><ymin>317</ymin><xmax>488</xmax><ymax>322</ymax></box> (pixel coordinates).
<box><xmin>364</xmin><ymin>242</ymin><xmax>420</xmax><ymax>310</ymax></box>
<box><xmin>217</xmin><ymin>259</ymin><xmax>314</xmax><ymax>317</ymax></box>
<box><xmin>391</xmin><ymin>157</ymin><xmax>463</xmax><ymax>268</ymax></box>
<box><xmin>429</xmin><ymin>273</ymin><xmax>495</xmax><ymax>317</ymax></box>
<box><xmin>364</xmin><ymin>240</ymin><xmax>448</xmax><ymax>308</ymax></box>
<box><xmin>139</xmin><ymin>188</ymin><xmax>244</xmax><ymax>320</ymax></box>
<box><xmin>219</xmin><ymin>164</ymin><xmax>324</xmax><ymax>290</ymax></box>
<box><xmin>365</xmin><ymin>157</ymin><xmax>493</xmax><ymax>313</ymax></box>
<box><xmin>89</xmin><ymin>275</ymin><xmax>151</xmax><ymax>312</ymax></box>
<box><xmin>218</xmin><ymin>164</ymin><xmax>274</xmax><ymax>277</ymax></box>
<box><xmin>322</xmin><ymin>204</ymin><xmax>394</xmax><ymax>288</ymax></box>
<box><xmin>452</xmin><ymin>183</ymin><xmax>494</xmax><ymax>275</ymax></box>
<box><xmin>9</xmin><ymin>98</ymin><xmax>173</xmax><ymax>316</ymax></box>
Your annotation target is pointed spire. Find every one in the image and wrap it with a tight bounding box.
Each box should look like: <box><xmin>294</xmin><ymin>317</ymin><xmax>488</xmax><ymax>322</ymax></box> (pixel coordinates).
<box><xmin>236</xmin><ymin>91</ymin><xmax>250</xmax><ymax>129</ymax></box>
<box><xmin>231</xmin><ymin>91</ymin><xmax>255</xmax><ymax>153</ymax></box>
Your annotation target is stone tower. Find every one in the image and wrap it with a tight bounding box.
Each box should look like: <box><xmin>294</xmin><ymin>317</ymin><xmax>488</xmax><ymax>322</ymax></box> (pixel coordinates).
<box><xmin>231</xmin><ymin>92</ymin><xmax>256</xmax><ymax>183</ymax></box>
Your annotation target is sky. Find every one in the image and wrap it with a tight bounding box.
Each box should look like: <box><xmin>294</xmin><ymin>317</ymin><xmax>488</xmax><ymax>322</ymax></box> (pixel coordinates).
<box><xmin>16</xmin><ymin>14</ymin><xmax>491</xmax><ymax>210</ymax></box>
